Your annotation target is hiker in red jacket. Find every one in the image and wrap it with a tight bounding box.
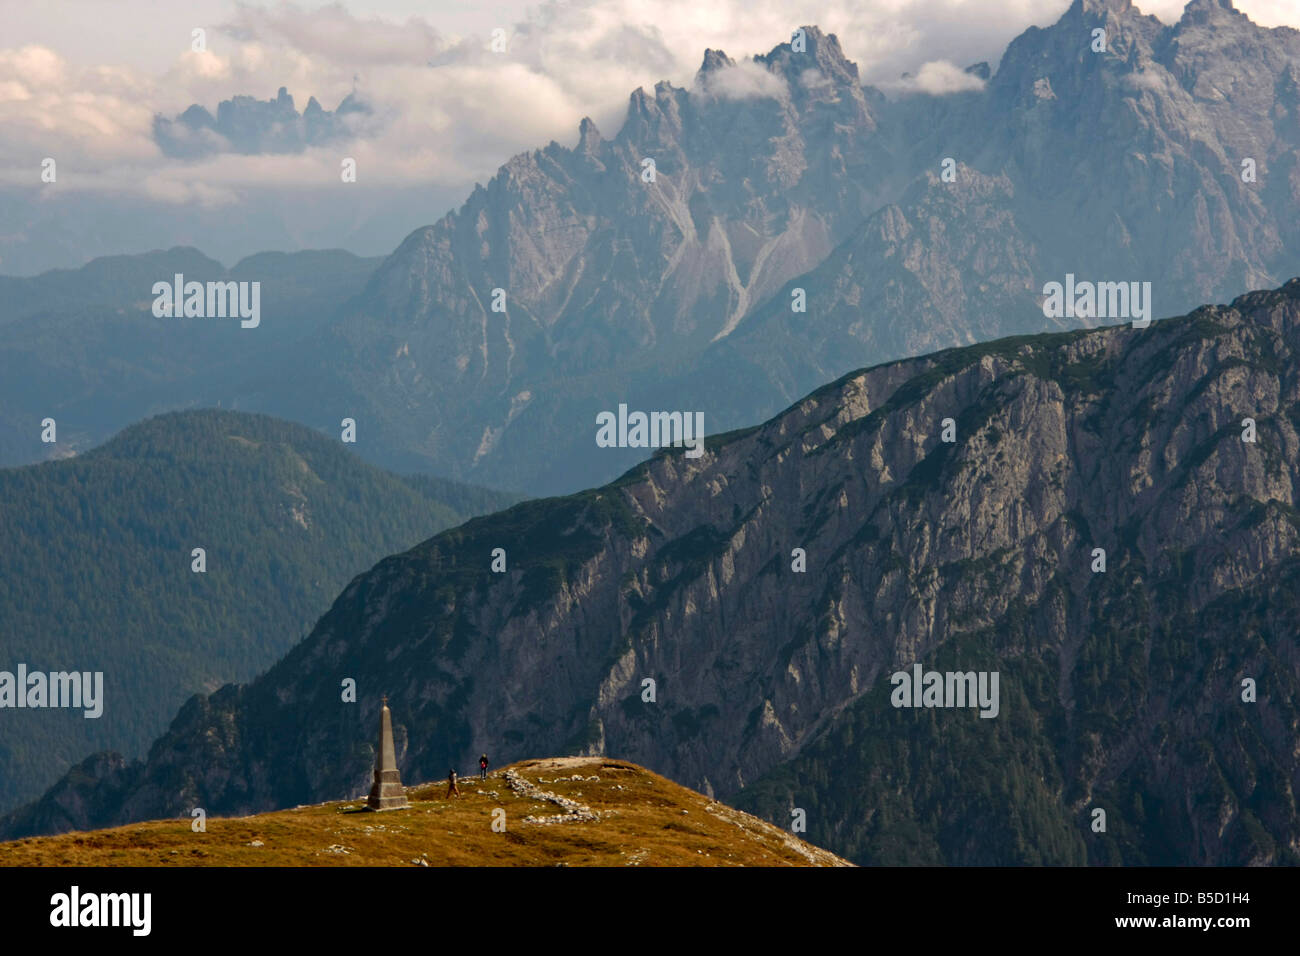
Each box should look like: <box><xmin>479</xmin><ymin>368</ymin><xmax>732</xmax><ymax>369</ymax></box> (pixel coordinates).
<box><xmin>479</xmin><ymin>754</ymin><xmax>489</xmax><ymax>781</ymax></box>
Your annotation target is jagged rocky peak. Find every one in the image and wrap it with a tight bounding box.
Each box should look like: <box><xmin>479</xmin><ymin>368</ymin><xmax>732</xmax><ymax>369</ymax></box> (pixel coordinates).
<box><xmin>1070</xmin><ymin>0</ymin><xmax>1251</xmax><ymax>30</ymax></box>
<box><xmin>621</xmin><ymin>83</ymin><xmax>688</xmax><ymax>148</ymax></box>
<box><xmin>1071</xmin><ymin>0</ymin><xmax>1137</xmax><ymax>15</ymax></box>
<box><xmin>991</xmin><ymin>0</ymin><xmax>1165</xmax><ymax>99</ymax></box>
<box><xmin>1179</xmin><ymin>0</ymin><xmax>1246</xmax><ymax>25</ymax></box>
<box><xmin>1059</xmin><ymin>0</ymin><xmax>1167</xmax><ymax>44</ymax></box>
<box><xmin>576</xmin><ymin>116</ymin><xmax>603</xmax><ymax>151</ymax></box>
<box><xmin>627</xmin><ymin>77</ymin><xmax>683</xmax><ymax>106</ymax></box>
<box><xmin>756</xmin><ymin>25</ymin><xmax>859</xmax><ymax>84</ymax></box>
<box><xmin>697</xmin><ymin>48</ymin><xmax>736</xmax><ymax>78</ymax></box>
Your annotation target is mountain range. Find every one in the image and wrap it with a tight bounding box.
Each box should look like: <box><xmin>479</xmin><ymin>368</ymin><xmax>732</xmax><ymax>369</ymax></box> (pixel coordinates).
<box><xmin>4</xmin><ymin>0</ymin><xmax>1299</xmax><ymax>498</ymax></box>
<box><xmin>216</xmin><ymin>0</ymin><xmax>1300</xmax><ymax>492</ymax></box>
<box><xmin>6</xmin><ymin>277</ymin><xmax>1297</xmax><ymax>865</ymax></box>
<box><xmin>153</xmin><ymin>86</ymin><xmax>371</xmax><ymax>159</ymax></box>
<box><xmin>0</xmin><ymin>248</ymin><xmax>381</xmax><ymax>466</ymax></box>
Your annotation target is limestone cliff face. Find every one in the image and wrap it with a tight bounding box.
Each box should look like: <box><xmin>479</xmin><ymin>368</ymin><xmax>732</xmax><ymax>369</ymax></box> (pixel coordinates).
<box><xmin>9</xmin><ymin>280</ymin><xmax>1299</xmax><ymax>864</ymax></box>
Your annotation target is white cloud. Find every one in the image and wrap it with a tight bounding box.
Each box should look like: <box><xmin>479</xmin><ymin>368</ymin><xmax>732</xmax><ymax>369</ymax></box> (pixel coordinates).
<box><xmin>0</xmin><ymin>46</ymin><xmax>158</xmax><ymax>172</ymax></box>
<box><xmin>0</xmin><ymin>0</ymin><xmax>1296</xmax><ymax>204</ymax></box>
<box><xmin>884</xmin><ymin>59</ymin><xmax>986</xmax><ymax>95</ymax></box>
<box><xmin>799</xmin><ymin>68</ymin><xmax>834</xmax><ymax>91</ymax></box>
<box><xmin>223</xmin><ymin>2</ymin><xmax>448</xmax><ymax>66</ymax></box>
<box><xmin>698</xmin><ymin>60</ymin><xmax>790</xmax><ymax>101</ymax></box>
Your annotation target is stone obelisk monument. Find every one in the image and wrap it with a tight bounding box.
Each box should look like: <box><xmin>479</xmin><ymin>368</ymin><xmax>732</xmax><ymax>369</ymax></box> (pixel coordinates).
<box><xmin>367</xmin><ymin>695</ymin><xmax>410</xmax><ymax>811</ymax></box>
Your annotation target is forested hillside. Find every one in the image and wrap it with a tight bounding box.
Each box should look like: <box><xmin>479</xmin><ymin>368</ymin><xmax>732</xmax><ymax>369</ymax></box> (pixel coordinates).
<box><xmin>0</xmin><ymin>409</ymin><xmax>518</xmax><ymax>813</ymax></box>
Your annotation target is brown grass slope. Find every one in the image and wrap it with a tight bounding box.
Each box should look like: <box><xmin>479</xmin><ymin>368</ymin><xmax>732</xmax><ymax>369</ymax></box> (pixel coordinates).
<box><xmin>0</xmin><ymin>757</ymin><xmax>849</xmax><ymax>867</ymax></box>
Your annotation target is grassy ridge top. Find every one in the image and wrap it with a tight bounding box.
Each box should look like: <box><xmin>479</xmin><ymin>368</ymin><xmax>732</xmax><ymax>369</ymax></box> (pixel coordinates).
<box><xmin>0</xmin><ymin>757</ymin><xmax>848</xmax><ymax>867</ymax></box>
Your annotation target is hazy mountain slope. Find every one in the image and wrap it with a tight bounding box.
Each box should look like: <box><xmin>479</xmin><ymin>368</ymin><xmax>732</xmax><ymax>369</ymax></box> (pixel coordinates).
<box><xmin>0</xmin><ymin>409</ymin><xmax>518</xmax><ymax>814</ymax></box>
<box><xmin>0</xmin><ymin>248</ymin><xmax>382</xmax><ymax>466</ymax></box>
<box><xmin>8</xmin><ymin>278</ymin><xmax>1298</xmax><ymax>864</ymax></box>
<box><xmin>694</xmin><ymin>166</ymin><xmax>1050</xmax><ymax>411</ymax></box>
<box><xmin>0</xmin><ymin>247</ymin><xmax>226</xmax><ymax>327</ymax></box>
<box><xmin>411</xmin><ymin>165</ymin><xmax>1050</xmax><ymax>492</ymax></box>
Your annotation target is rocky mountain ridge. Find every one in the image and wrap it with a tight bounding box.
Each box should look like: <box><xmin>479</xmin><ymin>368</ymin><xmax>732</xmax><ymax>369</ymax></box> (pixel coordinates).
<box><xmin>7</xmin><ymin>277</ymin><xmax>1298</xmax><ymax>865</ymax></box>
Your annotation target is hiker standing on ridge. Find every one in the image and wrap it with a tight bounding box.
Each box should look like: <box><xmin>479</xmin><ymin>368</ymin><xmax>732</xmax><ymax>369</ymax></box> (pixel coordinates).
<box><xmin>479</xmin><ymin>754</ymin><xmax>489</xmax><ymax>781</ymax></box>
<box><xmin>446</xmin><ymin>768</ymin><xmax>461</xmax><ymax>799</ymax></box>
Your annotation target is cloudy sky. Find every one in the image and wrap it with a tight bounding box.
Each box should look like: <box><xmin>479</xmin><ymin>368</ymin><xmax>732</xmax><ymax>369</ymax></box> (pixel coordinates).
<box><xmin>1</xmin><ymin>0</ymin><xmax>1296</xmax><ymax>269</ymax></box>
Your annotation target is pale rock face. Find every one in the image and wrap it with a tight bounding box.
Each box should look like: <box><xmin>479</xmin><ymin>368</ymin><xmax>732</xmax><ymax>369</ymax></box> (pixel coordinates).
<box><xmin>306</xmin><ymin>7</ymin><xmax>1300</xmax><ymax>495</ymax></box>
<box><xmin>8</xmin><ymin>279</ymin><xmax>1300</xmax><ymax>866</ymax></box>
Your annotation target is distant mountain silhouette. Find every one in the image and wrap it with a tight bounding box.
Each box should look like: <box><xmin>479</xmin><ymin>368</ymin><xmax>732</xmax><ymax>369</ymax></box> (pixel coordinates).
<box><xmin>153</xmin><ymin>86</ymin><xmax>372</xmax><ymax>158</ymax></box>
